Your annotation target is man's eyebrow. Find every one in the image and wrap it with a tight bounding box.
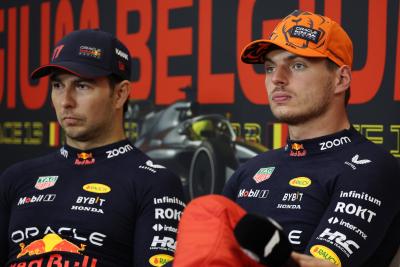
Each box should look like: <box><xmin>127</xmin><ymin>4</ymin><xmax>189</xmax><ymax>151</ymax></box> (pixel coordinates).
<box><xmin>264</xmin><ymin>54</ymin><xmax>304</xmax><ymax>64</ymax></box>
<box><xmin>49</xmin><ymin>74</ymin><xmax>96</xmax><ymax>84</ymax></box>
<box><xmin>74</xmin><ymin>77</ymin><xmax>96</xmax><ymax>84</ymax></box>
<box><xmin>49</xmin><ymin>74</ymin><xmax>61</xmax><ymax>82</ymax></box>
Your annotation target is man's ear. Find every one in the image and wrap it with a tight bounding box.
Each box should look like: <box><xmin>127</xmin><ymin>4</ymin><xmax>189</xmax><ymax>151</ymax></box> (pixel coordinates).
<box><xmin>334</xmin><ymin>65</ymin><xmax>351</xmax><ymax>94</ymax></box>
<box><xmin>114</xmin><ymin>80</ymin><xmax>131</xmax><ymax>109</ymax></box>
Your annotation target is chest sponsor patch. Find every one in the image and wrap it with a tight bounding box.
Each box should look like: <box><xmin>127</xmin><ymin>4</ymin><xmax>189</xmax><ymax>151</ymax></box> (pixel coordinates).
<box><xmin>310</xmin><ymin>245</ymin><xmax>341</xmax><ymax>266</ymax></box>
<box><xmin>35</xmin><ymin>176</ymin><xmax>58</xmax><ymax>190</ymax></box>
<box><xmin>316</xmin><ymin>228</ymin><xmax>360</xmax><ymax>257</ymax></box>
<box><xmin>83</xmin><ymin>183</ymin><xmax>111</xmax><ymax>194</ymax></box>
<box><xmin>149</xmin><ymin>254</ymin><xmax>174</xmax><ymax>266</ymax></box>
<box><xmin>252</xmin><ymin>167</ymin><xmax>275</xmax><ymax>183</ymax></box>
<box><xmin>237</xmin><ymin>189</ymin><xmax>269</xmax><ymax>199</ymax></box>
<box><xmin>289</xmin><ymin>177</ymin><xmax>311</xmax><ymax>188</ymax></box>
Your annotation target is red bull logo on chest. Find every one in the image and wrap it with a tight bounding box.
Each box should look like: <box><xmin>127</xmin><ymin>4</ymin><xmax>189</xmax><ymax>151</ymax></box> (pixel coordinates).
<box><xmin>290</xmin><ymin>143</ymin><xmax>307</xmax><ymax>157</ymax></box>
<box><xmin>17</xmin><ymin>233</ymin><xmax>85</xmax><ymax>258</ymax></box>
<box><xmin>75</xmin><ymin>152</ymin><xmax>95</xmax><ymax>165</ymax></box>
<box><xmin>13</xmin><ymin>233</ymin><xmax>97</xmax><ymax>267</ymax></box>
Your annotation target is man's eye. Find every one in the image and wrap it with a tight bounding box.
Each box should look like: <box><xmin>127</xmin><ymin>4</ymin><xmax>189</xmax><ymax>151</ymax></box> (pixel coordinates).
<box><xmin>51</xmin><ymin>82</ymin><xmax>62</xmax><ymax>89</ymax></box>
<box><xmin>77</xmin><ymin>83</ymin><xmax>89</xmax><ymax>90</ymax></box>
<box><xmin>292</xmin><ymin>63</ymin><xmax>305</xmax><ymax>70</ymax></box>
<box><xmin>264</xmin><ymin>66</ymin><xmax>275</xmax><ymax>73</ymax></box>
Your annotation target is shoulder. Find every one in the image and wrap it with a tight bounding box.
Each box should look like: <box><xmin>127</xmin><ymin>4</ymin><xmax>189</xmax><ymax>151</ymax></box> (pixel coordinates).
<box><xmin>235</xmin><ymin>148</ymin><xmax>283</xmax><ymax>175</ymax></box>
<box><xmin>339</xmin><ymin>136</ymin><xmax>399</xmax><ymax>176</ymax></box>
<box><xmin>121</xmin><ymin>148</ymin><xmax>182</xmax><ymax>186</ymax></box>
<box><xmin>334</xmin><ymin>138</ymin><xmax>400</xmax><ymax>205</ymax></box>
<box><xmin>0</xmin><ymin>152</ymin><xmax>58</xmax><ymax>202</ymax></box>
<box><xmin>1</xmin><ymin>152</ymin><xmax>58</xmax><ymax>181</ymax></box>
<box><xmin>123</xmin><ymin>148</ymin><xmax>186</xmax><ymax>205</ymax></box>
<box><xmin>224</xmin><ymin>148</ymin><xmax>283</xmax><ymax>189</ymax></box>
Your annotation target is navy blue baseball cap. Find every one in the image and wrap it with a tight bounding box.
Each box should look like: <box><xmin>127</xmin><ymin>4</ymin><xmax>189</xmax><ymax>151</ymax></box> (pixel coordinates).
<box><xmin>31</xmin><ymin>29</ymin><xmax>132</xmax><ymax>81</ymax></box>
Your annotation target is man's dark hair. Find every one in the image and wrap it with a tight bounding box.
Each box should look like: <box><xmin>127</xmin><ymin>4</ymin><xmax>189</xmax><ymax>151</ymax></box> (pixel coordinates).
<box><xmin>326</xmin><ymin>59</ymin><xmax>350</xmax><ymax>106</ymax></box>
<box><xmin>108</xmin><ymin>74</ymin><xmax>129</xmax><ymax>114</ymax></box>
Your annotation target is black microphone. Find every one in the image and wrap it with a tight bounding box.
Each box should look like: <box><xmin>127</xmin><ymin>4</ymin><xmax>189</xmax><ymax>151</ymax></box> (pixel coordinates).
<box><xmin>233</xmin><ymin>213</ymin><xmax>299</xmax><ymax>267</ymax></box>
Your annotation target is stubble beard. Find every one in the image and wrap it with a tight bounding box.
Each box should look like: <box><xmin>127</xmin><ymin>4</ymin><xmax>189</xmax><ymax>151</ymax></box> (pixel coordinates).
<box><xmin>62</xmin><ymin>120</ymin><xmax>105</xmax><ymax>144</ymax></box>
<box><xmin>271</xmin><ymin>82</ymin><xmax>334</xmax><ymax>126</ymax></box>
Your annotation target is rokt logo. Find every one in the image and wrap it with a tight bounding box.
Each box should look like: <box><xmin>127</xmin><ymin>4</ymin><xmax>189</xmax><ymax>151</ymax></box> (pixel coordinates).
<box><xmin>334</xmin><ymin>202</ymin><xmax>376</xmax><ymax>223</ymax></box>
<box><xmin>319</xmin><ymin>136</ymin><xmax>351</xmax><ymax>151</ymax></box>
<box><xmin>155</xmin><ymin>208</ymin><xmax>182</xmax><ymax>220</ymax></box>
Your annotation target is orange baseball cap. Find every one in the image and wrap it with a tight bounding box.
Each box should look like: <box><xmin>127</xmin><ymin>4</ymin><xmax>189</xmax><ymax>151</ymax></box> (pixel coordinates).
<box><xmin>241</xmin><ymin>10</ymin><xmax>353</xmax><ymax>67</ymax></box>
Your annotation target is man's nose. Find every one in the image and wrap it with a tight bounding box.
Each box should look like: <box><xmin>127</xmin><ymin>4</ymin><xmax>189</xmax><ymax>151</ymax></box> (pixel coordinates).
<box><xmin>60</xmin><ymin>86</ymin><xmax>76</xmax><ymax>108</ymax></box>
<box><xmin>271</xmin><ymin>66</ymin><xmax>289</xmax><ymax>86</ymax></box>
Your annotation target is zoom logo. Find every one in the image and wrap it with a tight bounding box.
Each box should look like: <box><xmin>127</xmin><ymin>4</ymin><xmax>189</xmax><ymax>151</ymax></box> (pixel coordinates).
<box><xmin>106</xmin><ymin>144</ymin><xmax>133</xmax><ymax>159</ymax></box>
<box><xmin>319</xmin><ymin>136</ymin><xmax>351</xmax><ymax>151</ymax></box>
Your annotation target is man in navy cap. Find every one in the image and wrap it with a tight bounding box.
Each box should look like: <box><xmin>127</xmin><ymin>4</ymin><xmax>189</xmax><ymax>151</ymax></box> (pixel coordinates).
<box><xmin>0</xmin><ymin>29</ymin><xmax>185</xmax><ymax>267</ymax></box>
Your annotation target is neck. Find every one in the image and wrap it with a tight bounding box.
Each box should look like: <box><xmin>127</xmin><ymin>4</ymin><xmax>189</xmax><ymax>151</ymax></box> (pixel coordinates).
<box><xmin>66</xmin><ymin>134</ymin><xmax>126</xmax><ymax>151</ymax></box>
<box><xmin>288</xmin><ymin>106</ymin><xmax>350</xmax><ymax>141</ymax></box>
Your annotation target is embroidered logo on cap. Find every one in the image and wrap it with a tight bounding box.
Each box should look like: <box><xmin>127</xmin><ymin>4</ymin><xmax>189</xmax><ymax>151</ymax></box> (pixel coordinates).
<box><xmin>253</xmin><ymin>167</ymin><xmax>275</xmax><ymax>183</ymax></box>
<box><xmin>52</xmin><ymin>45</ymin><xmax>65</xmax><ymax>60</ymax></box>
<box><xmin>289</xmin><ymin>26</ymin><xmax>321</xmax><ymax>43</ymax></box>
<box><xmin>79</xmin><ymin>46</ymin><xmax>102</xmax><ymax>59</ymax></box>
<box><xmin>115</xmin><ymin>48</ymin><xmax>129</xmax><ymax>60</ymax></box>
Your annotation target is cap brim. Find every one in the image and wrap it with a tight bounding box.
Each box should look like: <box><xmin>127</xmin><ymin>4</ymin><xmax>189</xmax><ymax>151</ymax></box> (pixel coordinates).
<box><xmin>31</xmin><ymin>62</ymin><xmax>112</xmax><ymax>80</ymax></box>
<box><xmin>240</xmin><ymin>39</ymin><xmax>328</xmax><ymax>64</ymax></box>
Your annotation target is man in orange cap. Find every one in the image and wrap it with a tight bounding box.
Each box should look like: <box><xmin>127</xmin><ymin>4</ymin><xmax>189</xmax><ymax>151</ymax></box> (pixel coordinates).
<box><xmin>222</xmin><ymin>10</ymin><xmax>400</xmax><ymax>267</ymax></box>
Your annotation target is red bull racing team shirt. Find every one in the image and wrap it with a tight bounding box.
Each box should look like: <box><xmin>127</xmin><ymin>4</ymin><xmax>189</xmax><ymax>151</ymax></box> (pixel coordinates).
<box><xmin>0</xmin><ymin>139</ymin><xmax>186</xmax><ymax>267</ymax></box>
<box><xmin>223</xmin><ymin>127</ymin><xmax>400</xmax><ymax>267</ymax></box>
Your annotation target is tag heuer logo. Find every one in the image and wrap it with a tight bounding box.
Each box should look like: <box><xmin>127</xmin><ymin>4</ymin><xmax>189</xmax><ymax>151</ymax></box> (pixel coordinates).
<box><xmin>35</xmin><ymin>176</ymin><xmax>58</xmax><ymax>190</ymax></box>
<box><xmin>253</xmin><ymin>167</ymin><xmax>275</xmax><ymax>183</ymax></box>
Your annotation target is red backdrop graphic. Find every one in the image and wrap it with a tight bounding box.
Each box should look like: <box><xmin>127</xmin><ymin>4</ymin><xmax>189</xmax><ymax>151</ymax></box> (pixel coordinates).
<box><xmin>0</xmin><ymin>0</ymin><xmax>399</xmax><ymax>172</ymax></box>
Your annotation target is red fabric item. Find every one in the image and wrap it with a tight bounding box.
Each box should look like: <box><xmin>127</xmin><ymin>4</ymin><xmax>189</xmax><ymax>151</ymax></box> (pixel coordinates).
<box><xmin>173</xmin><ymin>194</ymin><xmax>265</xmax><ymax>267</ymax></box>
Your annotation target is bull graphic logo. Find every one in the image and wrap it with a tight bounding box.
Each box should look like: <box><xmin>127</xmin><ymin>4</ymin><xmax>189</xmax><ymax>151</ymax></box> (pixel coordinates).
<box><xmin>17</xmin><ymin>233</ymin><xmax>85</xmax><ymax>258</ymax></box>
<box><xmin>290</xmin><ymin>143</ymin><xmax>307</xmax><ymax>157</ymax></box>
<box><xmin>75</xmin><ymin>152</ymin><xmax>95</xmax><ymax>165</ymax></box>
